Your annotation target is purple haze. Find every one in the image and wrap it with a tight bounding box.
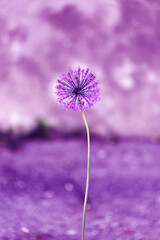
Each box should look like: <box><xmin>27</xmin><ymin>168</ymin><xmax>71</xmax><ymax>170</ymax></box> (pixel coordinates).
<box><xmin>0</xmin><ymin>1</ymin><xmax>160</xmax><ymax>137</ymax></box>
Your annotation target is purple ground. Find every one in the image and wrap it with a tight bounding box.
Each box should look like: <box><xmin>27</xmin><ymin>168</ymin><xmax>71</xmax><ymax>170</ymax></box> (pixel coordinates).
<box><xmin>0</xmin><ymin>137</ymin><xmax>160</xmax><ymax>240</ymax></box>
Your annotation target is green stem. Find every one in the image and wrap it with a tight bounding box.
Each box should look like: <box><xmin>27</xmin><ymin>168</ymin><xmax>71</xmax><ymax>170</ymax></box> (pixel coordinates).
<box><xmin>81</xmin><ymin>111</ymin><xmax>90</xmax><ymax>240</ymax></box>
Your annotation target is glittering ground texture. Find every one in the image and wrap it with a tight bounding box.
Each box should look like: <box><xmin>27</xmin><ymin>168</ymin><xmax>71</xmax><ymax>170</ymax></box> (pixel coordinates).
<box><xmin>0</xmin><ymin>137</ymin><xmax>160</xmax><ymax>240</ymax></box>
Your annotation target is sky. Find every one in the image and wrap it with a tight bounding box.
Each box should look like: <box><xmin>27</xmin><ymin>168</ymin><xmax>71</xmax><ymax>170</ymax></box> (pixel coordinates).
<box><xmin>0</xmin><ymin>0</ymin><xmax>160</xmax><ymax>137</ymax></box>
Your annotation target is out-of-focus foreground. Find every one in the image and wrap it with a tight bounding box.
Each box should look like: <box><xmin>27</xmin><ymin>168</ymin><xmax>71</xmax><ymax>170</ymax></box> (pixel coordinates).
<box><xmin>1</xmin><ymin>138</ymin><xmax>160</xmax><ymax>240</ymax></box>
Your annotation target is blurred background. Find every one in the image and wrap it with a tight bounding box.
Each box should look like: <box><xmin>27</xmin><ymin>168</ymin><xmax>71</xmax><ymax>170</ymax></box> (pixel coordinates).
<box><xmin>0</xmin><ymin>0</ymin><xmax>160</xmax><ymax>138</ymax></box>
<box><xmin>1</xmin><ymin>2</ymin><xmax>160</xmax><ymax>239</ymax></box>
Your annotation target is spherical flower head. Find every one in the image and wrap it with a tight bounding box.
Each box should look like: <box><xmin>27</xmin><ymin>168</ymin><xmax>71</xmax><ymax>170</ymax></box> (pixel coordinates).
<box><xmin>56</xmin><ymin>67</ymin><xmax>100</xmax><ymax>111</ymax></box>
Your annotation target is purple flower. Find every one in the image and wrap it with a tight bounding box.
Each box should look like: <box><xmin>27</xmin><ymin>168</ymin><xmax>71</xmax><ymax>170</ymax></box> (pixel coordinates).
<box><xmin>56</xmin><ymin>67</ymin><xmax>100</xmax><ymax>111</ymax></box>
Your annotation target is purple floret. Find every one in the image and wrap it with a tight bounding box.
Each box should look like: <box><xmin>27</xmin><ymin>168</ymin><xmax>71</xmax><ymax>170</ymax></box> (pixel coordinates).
<box><xmin>56</xmin><ymin>67</ymin><xmax>100</xmax><ymax>111</ymax></box>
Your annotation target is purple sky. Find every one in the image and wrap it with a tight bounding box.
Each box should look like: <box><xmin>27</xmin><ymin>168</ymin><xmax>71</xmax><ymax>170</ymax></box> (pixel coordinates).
<box><xmin>0</xmin><ymin>0</ymin><xmax>160</xmax><ymax>137</ymax></box>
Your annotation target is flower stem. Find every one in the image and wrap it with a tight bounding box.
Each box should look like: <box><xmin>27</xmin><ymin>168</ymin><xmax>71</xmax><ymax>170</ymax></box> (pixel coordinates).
<box><xmin>81</xmin><ymin>111</ymin><xmax>90</xmax><ymax>240</ymax></box>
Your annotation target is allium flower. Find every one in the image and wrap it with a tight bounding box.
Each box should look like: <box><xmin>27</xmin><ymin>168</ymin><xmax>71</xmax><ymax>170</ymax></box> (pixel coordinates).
<box><xmin>56</xmin><ymin>66</ymin><xmax>101</xmax><ymax>240</ymax></box>
<box><xmin>56</xmin><ymin>67</ymin><xmax>100</xmax><ymax>111</ymax></box>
